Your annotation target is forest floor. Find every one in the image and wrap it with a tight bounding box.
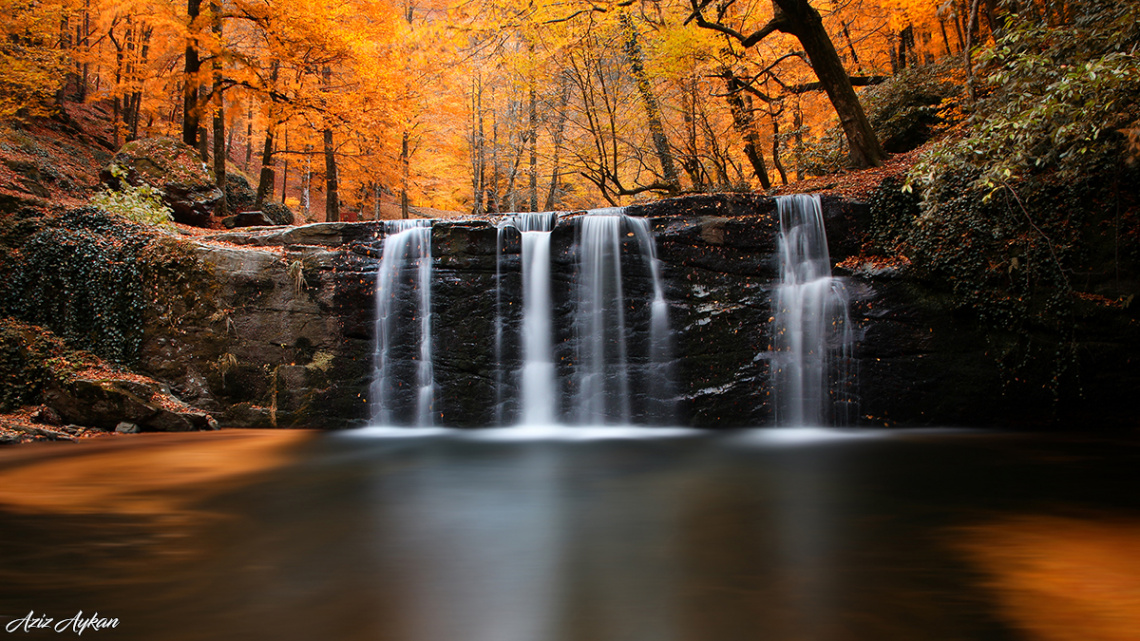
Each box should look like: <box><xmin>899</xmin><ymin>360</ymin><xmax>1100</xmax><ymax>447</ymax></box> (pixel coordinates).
<box><xmin>767</xmin><ymin>146</ymin><xmax>926</xmax><ymax>201</ymax></box>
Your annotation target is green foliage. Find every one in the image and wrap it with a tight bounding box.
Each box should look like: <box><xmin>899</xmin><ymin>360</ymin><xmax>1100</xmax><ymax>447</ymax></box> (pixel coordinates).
<box><xmin>910</xmin><ymin>3</ymin><xmax>1140</xmax><ymax>198</ymax></box>
<box><xmin>90</xmin><ymin>165</ymin><xmax>174</xmax><ymax>227</ymax></box>
<box><xmin>863</xmin><ymin>62</ymin><xmax>963</xmax><ymax>154</ymax></box>
<box><xmin>0</xmin><ymin>208</ymin><xmax>210</xmax><ymax>365</ymax></box>
<box><xmin>892</xmin><ymin>3</ymin><xmax>1140</xmax><ymax>401</ymax></box>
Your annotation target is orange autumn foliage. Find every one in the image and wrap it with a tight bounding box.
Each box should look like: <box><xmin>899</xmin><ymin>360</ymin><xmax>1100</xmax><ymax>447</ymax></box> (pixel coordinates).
<box><xmin>7</xmin><ymin>0</ymin><xmax>970</xmax><ymax>212</ymax></box>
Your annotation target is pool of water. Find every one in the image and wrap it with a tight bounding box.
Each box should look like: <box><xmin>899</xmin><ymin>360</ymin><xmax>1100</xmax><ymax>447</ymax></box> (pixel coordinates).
<box><xmin>1</xmin><ymin>427</ymin><xmax>1139</xmax><ymax>640</ymax></box>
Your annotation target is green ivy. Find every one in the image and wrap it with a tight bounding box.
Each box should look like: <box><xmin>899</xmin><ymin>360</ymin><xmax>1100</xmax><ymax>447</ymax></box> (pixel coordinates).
<box><xmin>0</xmin><ymin>207</ymin><xmax>210</xmax><ymax>365</ymax></box>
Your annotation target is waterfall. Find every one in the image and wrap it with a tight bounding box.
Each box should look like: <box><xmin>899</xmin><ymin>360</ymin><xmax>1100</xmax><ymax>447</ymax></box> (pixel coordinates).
<box><xmin>370</xmin><ymin>209</ymin><xmax>674</xmax><ymax>428</ymax></box>
<box><xmin>771</xmin><ymin>195</ymin><xmax>855</xmax><ymax>426</ymax></box>
<box><xmin>573</xmin><ymin>210</ymin><xmax>672</xmax><ymax>425</ymax></box>
<box><xmin>371</xmin><ymin>219</ymin><xmax>434</xmax><ymax>426</ymax></box>
<box><xmin>575</xmin><ymin>214</ymin><xmax>632</xmax><ymax>423</ymax></box>
<box><xmin>503</xmin><ymin>213</ymin><xmax>559</xmax><ymax>425</ymax></box>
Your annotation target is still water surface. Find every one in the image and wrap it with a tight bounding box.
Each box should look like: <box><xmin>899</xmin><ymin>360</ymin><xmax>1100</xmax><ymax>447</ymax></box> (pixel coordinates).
<box><xmin>1</xmin><ymin>427</ymin><xmax>1139</xmax><ymax>641</ymax></box>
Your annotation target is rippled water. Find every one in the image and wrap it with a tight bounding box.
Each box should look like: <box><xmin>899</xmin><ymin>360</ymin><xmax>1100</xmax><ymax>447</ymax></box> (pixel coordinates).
<box><xmin>1</xmin><ymin>428</ymin><xmax>1139</xmax><ymax>641</ymax></box>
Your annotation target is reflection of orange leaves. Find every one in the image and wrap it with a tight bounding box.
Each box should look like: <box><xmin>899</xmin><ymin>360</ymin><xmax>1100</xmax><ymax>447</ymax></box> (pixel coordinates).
<box><xmin>0</xmin><ymin>430</ymin><xmax>313</xmax><ymax>518</ymax></box>
<box><xmin>958</xmin><ymin>515</ymin><xmax>1140</xmax><ymax>641</ymax></box>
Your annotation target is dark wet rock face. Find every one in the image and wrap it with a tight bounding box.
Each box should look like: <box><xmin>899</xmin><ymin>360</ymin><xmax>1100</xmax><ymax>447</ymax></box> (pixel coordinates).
<box><xmin>138</xmin><ymin>225</ymin><xmax>385</xmax><ymax>429</ymax></box>
<box><xmin>100</xmin><ymin>137</ymin><xmax>223</xmax><ymax>226</ymax></box>
<box><xmin>145</xmin><ymin>194</ymin><xmax>1137</xmax><ymax>430</ymax></box>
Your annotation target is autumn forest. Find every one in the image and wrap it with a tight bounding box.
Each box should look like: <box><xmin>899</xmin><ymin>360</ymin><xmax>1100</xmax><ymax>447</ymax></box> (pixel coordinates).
<box><xmin>2</xmin><ymin>0</ymin><xmax>1026</xmax><ymax>220</ymax></box>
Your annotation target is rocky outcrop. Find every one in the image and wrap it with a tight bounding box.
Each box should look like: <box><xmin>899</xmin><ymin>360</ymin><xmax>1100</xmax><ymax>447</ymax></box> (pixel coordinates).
<box><xmin>138</xmin><ymin>222</ymin><xmax>385</xmax><ymax>429</ymax></box>
<box><xmin>132</xmin><ymin>194</ymin><xmax>1137</xmax><ymax>430</ymax></box>
<box><xmin>100</xmin><ymin>137</ymin><xmax>223</xmax><ymax>226</ymax></box>
<box><xmin>44</xmin><ymin>377</ymin><xmax>215</xmax><ymax>432</ymax></box>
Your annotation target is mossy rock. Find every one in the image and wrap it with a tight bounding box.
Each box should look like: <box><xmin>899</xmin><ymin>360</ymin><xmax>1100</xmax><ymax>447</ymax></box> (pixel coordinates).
<box><xmin>0</xmin><ymin>319</ymin><xmax>71</xmax><ymax>411</ymax></box>
<box><xmin>224</xmin><ymin>171</ymin><xmax>257</xmax><ymax>214</ymax></box>
<box><xmin>261</xmin><ymin>202</ymin><xmax>294</xmax><ymax>226</ymax></box>
<box><xmin>100</xmin><ymin>137</ymin><xmax>223</xmax><ymax>227</ymax></box>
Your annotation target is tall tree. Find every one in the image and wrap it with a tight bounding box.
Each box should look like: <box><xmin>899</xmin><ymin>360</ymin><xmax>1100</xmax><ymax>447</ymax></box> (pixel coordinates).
<box><xmin>254</xmin><ymin>60</ymin><xmax>279</xmax><ymax>209</ymax></box>
<box><xmin>620</xmin><ymin>12</ymin><xmax>681</xmax><ymax>192</ymax></box>
<box><xmin>720</xmin><ymin>66</ymin><xmax>771</xmax><ymax>189</ymax></box>
<box><xmin>688</xmin><ymin>0</ymin><xmax>886</xmax><ymax>168</ymax></box>
<box><xmin>210</xmin><ymin>0</ymin><xmax>225</xmax><ymax>201</ymax></box>
<box><xmin>322</xmin><ymin>65</ymin><xmax>340</xmax><ymax>222</ymax></box>
<box><xmin>182</xmin><ymin>0</ymin><xmax>203</xmax><ymax>148</ymax></box>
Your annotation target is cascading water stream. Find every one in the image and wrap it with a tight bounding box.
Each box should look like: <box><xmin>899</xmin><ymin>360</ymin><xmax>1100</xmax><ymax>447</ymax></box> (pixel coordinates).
<box><xmin>572</xmin><ymin>210</ymin><xmax>673</xmax><ymax>425</ymax></box>
<box><xmin>371</xmin><ymin>219</ymin><xmax>434</xmax><ymax>426</ymax></box>
<box><xmin>629</xmin><ymin>216</ymin><xmax>672</xmax><ymax>400</ymax></box>
<box><xmin>371</xmin><ymin>208</ymin><xmax>674</xmax><ymax>428</ymax></box>
<box><xmin>771</xmin><ymin>195</ymin><xmax>855</xmax><ymax>426</ymax></box>
<box><xmin>509</xmin><ymin>213</ymin><xmax>559</xmax><ymax>425</ymax></box>
<box><xmin>575</xmin><ymin>214</ymin><xmax>632</xmax><ymax>423</ymax></box>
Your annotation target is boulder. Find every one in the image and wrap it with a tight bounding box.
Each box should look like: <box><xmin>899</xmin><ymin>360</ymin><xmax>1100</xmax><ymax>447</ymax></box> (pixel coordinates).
<box><xmin>224</xmin><ymin>172</ymin><xmax>257</xmax><ymax>214</ymax></box>
<box><xmin>223</xmin><ymin>212</ymin><xmax>275</xmax><ymax>229</ymax></box>
<box><xmin>261</xmin><ymin>202</ymin><xmax>295</xmax><ymax>226</ymax></box>
<box><xmin>45</xmin><ymin>377</ymin><xmax>215</xmax><ymax>432</ymax></box>
<box><xmin>28</xmin><ymin>406</ymin><xmax>61</xmax><ymax>426</ymax></box>
<box><xmin>100</xmin><ymin>137</ymin><xmax>223</xmax><ymax>227</ymax></box>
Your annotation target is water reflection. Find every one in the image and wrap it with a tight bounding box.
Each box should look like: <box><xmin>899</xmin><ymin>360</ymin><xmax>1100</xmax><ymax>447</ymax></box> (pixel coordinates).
<box><xmin>0</xmin><ymin>430</ymin><xmax>1138</xmax><ymax>641</ymax></box>
<box><xmin>960</xmin><ymin>515</ymin><xmax>1140</xmax><ymax>641</ymax></box>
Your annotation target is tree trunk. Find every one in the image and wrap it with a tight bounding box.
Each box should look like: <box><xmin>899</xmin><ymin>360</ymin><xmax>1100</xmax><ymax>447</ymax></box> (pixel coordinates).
<box><xmin>680</xmin><ymin>77</ymin><xmax>705</xmax><ymax>191</ymax></box>
<box><xmin>128</xmin><ymin>26</ymin><xmax>150</xmax><ymax>140</ymax></box>
<box><xmin>254</xmin><ymin>62</ymin><xmax>279</xmax><ymax>209</ymax></box>
<box><xmin>722</xmin><ymin>68</ymin><xmax>771</xmax><ymax>189</ymax></box>
<box><xmin>953</xmin><ymin>0</ymin><xmax>967</xmax><ymax>50</ymax></box>
<box><xmin>964</xmin><ymin>0</ymin><xmax>982</xmax><ymax>104</ymax></box>
<box><xmin>245</xmin><ymin>100</ymin><xmax>253</xmax><ymax>171</ymax></box>
<box><xmin>281</xmin><ymin>124</ymin><xmax>289</xmax><ymax>204</ymax></box>
<box><xmin>322</xmin><ymin>66</ymin><xmax>339</xmax><ymax>222</ymax></box>
<box><xmin>841</xmin><ymin>21</ymin><xmax>864</xmax><ymax>75</ymax></box>
<box><xmin>78</xmin><ymin>0</ymin><xmax>90</xmax><ymax>102</ymax></box>
<box><xmin>211</xmin><ymin>2</ymin><xmax>225</xmax><ymax>200</ymax></box>
<box><xmin>254</xmin><ymin>126</ymin><xmax>275</xmax><ymax>209</ymax></box>
<box><xmin>897</xmin><ymin>26</ymin><xmax>909</xmax><ymax>71</ymax></box>
<box><xmin>400</xmin><ymin>130</ymin><xmax>409</xmax><ymax>219</ymax></box>
<box><xmin>528</xmin><ymin>80</ymin><xmax>538</xmax><ymax>212</ymax></box>
<box><xmin>303</xmin><ymin>144</ymin><xmax>312</xmax><ymax>217</ymax></box>
<box><xmin>793</xmin><ymin>99</ymin><xmax>805</xmax><ymax>181</ymax></box>
<box><xmin>543</xmin><ymin>74</ymin><xmax>570</xmax><ymax>210</ymax></box>
<box><xmin>197</xmin><ymin>87</ymin><xmax>209</xmax><ymax>162</ymax></box>
<box><xmin>323</xmin><ymin>125</ymin><xmax>339</xmax><ymax>222</ymax></box>
<box><xmin>469</xmin><ymin>74</ymin><xmax>485</xmax><ymax>216</ymax></box>
<box><xmin>772</xmin><ymin>0</ymin><xmax>886</xmax><ymax>168</ymax></box>
<box><xmin>770</xmin><ymin>110</ymin><xmax>788</xmax><ymax>185</ymax></box>
<box><xmin>938</xmin><ymin>14</ymin><xmax>955</xmax><ymax>55</ymax></box>
<box><xmin>620</xmin><ymin>12</ymin><xmax>680</xmax><ymax>192</ymax></box>
<box><xmin>182</xmin><ymin>0</ymin><xmax>201</xmax><ymax>150</ymax></box>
